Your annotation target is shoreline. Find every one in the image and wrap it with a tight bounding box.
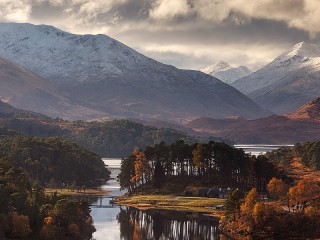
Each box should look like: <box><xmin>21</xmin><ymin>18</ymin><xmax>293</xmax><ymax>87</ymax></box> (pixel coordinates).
<box><xmin>45</xmin><ymin>187</ymin><xmax>110</xmax><ymax>197</ymax></box>
<box><xmin>114</xmin><ymin>194</ymin><xmax>226</xmax><ymax>218</ymax></box>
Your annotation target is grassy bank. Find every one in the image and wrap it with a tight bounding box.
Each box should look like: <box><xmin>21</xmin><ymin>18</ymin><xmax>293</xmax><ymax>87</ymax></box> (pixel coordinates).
<box><xmin>115</xmin><ymin>194</ymin><xmax>225</xmax><ymax>217</ymax></box>
<box><xmin>45</xmin><ymin>188</ymin><xmax>109</xmax><ymax>197</ymax></box>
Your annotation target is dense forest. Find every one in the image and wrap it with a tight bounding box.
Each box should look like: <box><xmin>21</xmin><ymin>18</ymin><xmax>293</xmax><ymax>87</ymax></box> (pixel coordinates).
<box><xmin>222</xmin><ymin>178</ymin><xmax>320</xmax><ymax>239</ymax></box>
<box><xmin>266</xmin><ymin>141</ymin><xmax>320</xmax><ymax>170</ymax></box>
<box><xmin>220</xmin><ymin>141</ymin><xmax>320</xmax><ymax>239</ymax></box>
<box><xmin>0</xmin><ymin>110</ymin><xmax>109</xmax><ymax>239</ymax></box>
<box><xmin>118</xmin><ymin>140</ymin><xmax>283</xmax><ymax>194</ymax></box>
<box><xmin>295</xmin><ymin>141</ymin><xmax>320</xmax><ymax>170</ymax></box>
<box><xmin>0</xmin><ymin>136</ymin><xmax>109</xmax><ymax>187</ymax></box>
<box><xmin>0</xmin><ymin>157</ymin><xmax>95</xmax><ymax>239</ymax></box>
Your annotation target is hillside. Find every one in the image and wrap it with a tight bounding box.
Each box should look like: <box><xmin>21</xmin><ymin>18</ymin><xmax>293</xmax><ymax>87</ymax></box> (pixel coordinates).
<box><xmin>0</xmin><ymin>102</ymin><xmax>218</xmax><ymax>157</ymax></box>
<box><xmin>0</xmin><ymin>136</ymin><xmax>109</xmax><ymax>186</ymax></box>
<box><xmin>286</xmin><ymin>97</ymin><xmax>320</xmax><ymax>121</ymax></box>
<box><xmin>0</xmin><ymin>56</ymin><xmax>103</xmax><ymax>119</ymax></box>
<box><xmin>0</xmin><ymin>22</ymin><xmax>270</xmax><ymax>122</ymax></box>
<box><xmin>232</xmin><ymin>42</ymin><xmax>320</xmax><ymax>113</ymax></box>
<box><xmin>186</xmin><ymin>97</ymin><xmax>320</xmax><ymax>144</ymax></box>
<box><xmin>287</xmin><ymin>157</ymin><xmax>320</xmax><ymax>183</ymax></box>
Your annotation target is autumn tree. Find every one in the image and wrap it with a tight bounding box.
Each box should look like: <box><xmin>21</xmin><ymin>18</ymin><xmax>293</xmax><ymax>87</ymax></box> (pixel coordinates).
<box><xmin>240</xmin><ymin>188</ymin><xmax>257</xmax><ymax>231</ymax></box>
<box><xmin>288</xmin><ymin>179</ymin><xmax>320</xmax><ymax>211</ymax></box>
<box><xmin>132</xmin><ymin>149</ymin><xmax>151</xmax><ymax>191</ymax></box>
<box><xmin>267</xmin><ymin>177</ymin><xmax>286</xmax><ymax>199</ymax></box>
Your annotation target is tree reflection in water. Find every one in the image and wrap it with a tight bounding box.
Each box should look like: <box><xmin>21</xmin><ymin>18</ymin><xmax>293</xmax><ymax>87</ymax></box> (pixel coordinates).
<box><xmin>117</xmin><ymin>207</ymin><xmax>221</xmax><ymax>240</ymax></box>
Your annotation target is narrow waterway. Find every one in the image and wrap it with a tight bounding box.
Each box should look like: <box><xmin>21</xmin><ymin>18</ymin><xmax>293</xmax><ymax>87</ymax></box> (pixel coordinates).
<box><xmin>90</xmin><ymin>158</ymin><xmax>222</xmax><ymax>240</ymax></box>
<box><xmin>91</xmin><ymin>158</ymin><xmax>123</xmax><ymax>240</ymax></box>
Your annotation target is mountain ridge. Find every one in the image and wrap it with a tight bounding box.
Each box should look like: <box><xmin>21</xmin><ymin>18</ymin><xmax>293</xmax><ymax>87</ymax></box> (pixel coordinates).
<box><xmin>0</xmin><ymin>22</ymin><xmax>270</xmax><ymax>122</ymax></box>
<box><xmin>185</xmin><ymin>97</ymin><xmax>320</xmax><ymax>144</ymax></box>
<box><xmin>231</xmin><ymin>42</ymin><xmax>320</xmax><ymax>113</ymax></box>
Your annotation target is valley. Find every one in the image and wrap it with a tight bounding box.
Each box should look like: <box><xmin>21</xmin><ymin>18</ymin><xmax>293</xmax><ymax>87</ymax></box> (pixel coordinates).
<box><xmin>0</xmin><ymin>16</ymin><xmax>320</xmax><ymax>240</ymax></box>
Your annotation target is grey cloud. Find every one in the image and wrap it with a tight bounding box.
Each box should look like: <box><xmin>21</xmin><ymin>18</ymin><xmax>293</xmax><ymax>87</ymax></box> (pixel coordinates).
<box><xmin>2</xmin><ymin>0</ymin><xmax>320</xmax><ymax>70</ymax></box>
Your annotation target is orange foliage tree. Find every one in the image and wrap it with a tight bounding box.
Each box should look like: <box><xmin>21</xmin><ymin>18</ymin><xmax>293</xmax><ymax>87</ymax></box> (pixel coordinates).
<box><xmin>267</xmin><ymin>177</ymin><xmax>286</xmax><ymax>199</ymax></box>
<box><xmin>288</xmin><ymin>179</ymin><xmax>320</xmax><ymax>211</ymax></box>
<box><xmin>131</xmin><ymin>149</ymin><xmax>151</xmax><ymax>190</ymax></box>
<box><xmin>240</xmin><ymin>188</ymin><xmax>257</xmax><ymax>231</ymax></box>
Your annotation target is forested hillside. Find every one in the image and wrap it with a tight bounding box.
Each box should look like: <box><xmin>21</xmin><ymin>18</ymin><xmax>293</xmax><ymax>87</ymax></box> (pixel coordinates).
<box><xmin>0</xmin><ymin>136</ymin><xmax>109</xmax><ymax>186</ymax></box>
<box><xmin>0</xmin><ymin>157</ymin><xmax>96</xmax><ymax>239</ymax></box>
<box><xmin>71</xmin><ymin>120</ymin><xmax>208</xmax><ymax>157</ymax></box>
<box><xmin>0</xmin><ymin>110</ymin><xmax>222</xmax><ymax>157</ymax></box>
<box><xmin>266</xmin><ymin>141</ymin><xmax>320</xmax><ymax>171</ymax></box>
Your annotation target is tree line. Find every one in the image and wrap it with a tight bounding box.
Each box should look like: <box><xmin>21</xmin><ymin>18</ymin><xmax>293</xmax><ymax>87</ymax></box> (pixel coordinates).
<box><xmin>0</xmin><ymin>136</ymin><xmax>110</xmax><ymax>187</ymax></box>
<box><xmin>0</xmin><ymin>157</ymin><xmax>95</xmax><ymax>239</ymax></box>
<box><xmin>118</xmin><ymin>140</ymin><xmax>281</xmax><ymax>194</ymax></box>
<box><xmin>266</xmin><ymin>141</ymin><xmax>320</xmax><ymax>170</ymax></box>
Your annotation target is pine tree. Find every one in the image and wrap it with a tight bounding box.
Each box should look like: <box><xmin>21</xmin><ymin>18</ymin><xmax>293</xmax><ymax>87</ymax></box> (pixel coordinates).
<box><xmin>153</xmin><ymin>161</ymin><xmax>166</xmax><ymax>189</ymax></box>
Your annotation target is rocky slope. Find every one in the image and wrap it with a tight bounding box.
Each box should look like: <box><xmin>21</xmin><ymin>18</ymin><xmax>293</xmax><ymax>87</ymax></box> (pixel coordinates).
<box><xmin>202</xmin><ymin>61</ymin><xmax>252</xmax><ymax>84</ymax></box>
<box><xmin>0</xmin><ymin>56</ymin><xmax>103</xmax><ymax>119</ymax></box>
<box><xmin>232</xmin><ymin>42</ymin><xmax>320</xmax><ymax>114</ymax></box>
<box><xmin>0</xmin><ymin>22</ymin><xmax>269</xmax><ymax>122</ymax></box>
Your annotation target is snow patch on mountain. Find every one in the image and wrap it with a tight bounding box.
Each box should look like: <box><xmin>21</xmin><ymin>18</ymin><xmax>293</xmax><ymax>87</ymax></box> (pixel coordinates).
<box><xmin>232</xmin><ymin>42</ymin><xmax>320</xmax><ymax>94</ymax></box>
<box><xmin>202</xmin><ymin>60</ymin><xmax>252</xmax><ymax>84</ymax></box>
<box><xmin>0</xmin><ymin>22</ymin><xmax>270</xmax><ymax>121</ymax></box>
<box><xmin>231</xmin><ymin>42</ymin><xmax>320</xmax><ymax>114</ymax></box>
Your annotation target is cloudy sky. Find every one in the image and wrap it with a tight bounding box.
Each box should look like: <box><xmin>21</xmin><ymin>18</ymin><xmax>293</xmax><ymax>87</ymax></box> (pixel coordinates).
<box><xmin>1</xmin><ymin>0</ymin><xmax>320</xmax><ymax>70</ymax></box>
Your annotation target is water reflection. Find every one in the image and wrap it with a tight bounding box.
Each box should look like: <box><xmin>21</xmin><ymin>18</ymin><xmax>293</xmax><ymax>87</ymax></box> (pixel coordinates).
<box><xmin>117</xmin><ymin>207</ymin><xmax>220</xmax><ymax>240</ymax></box>
<box><xmin>91</xmin><ymin>159</ymin><xmax>223</xmax><ymax>240</ymax></box>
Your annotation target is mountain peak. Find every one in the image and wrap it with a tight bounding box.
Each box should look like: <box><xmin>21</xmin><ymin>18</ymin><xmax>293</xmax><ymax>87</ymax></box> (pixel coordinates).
<box><xmin>201</xmin><ymin>60</ymin><xmax>232</xmax><ymax>74</ymax></box>
<box><xmin>202</xmin><ymin>61</ymin><xmax>252</xmax><ymax>84</ymax></box>
<box><xmin>215</xmin><ymin>60</ymin><xmax>231</xmax><ymax>69</ymax></box>
<box><xmin>286</xmin><ymin>42</ymin><xmax>320</xmax><ymax>58</ymax></box>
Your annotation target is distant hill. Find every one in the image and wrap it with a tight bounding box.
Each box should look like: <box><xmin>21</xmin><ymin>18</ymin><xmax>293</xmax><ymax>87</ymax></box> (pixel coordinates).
<box><xmin>186</xmin><ymin>98</ymin><xmax>320</xmax><ymax>144</ymax></box>
<box><xmin>286</xmin><ymin>97</ymin><xmax>320</xmax><ymax>121</ymax></box>
<box><xmin>201</xmin><ymin>60</ymin><xmax>252</xmax><ymax>84</ymax></box>
<box><xmin>232</xmin><ymin>42</ymin><xmax>320</xmax><ymax>114</ymax></box>
<box><xmin>0</xmin><ymin>22</ymin><xmax>270</xmax><ymax>122</ymax></box>
<box><xmin>0</xmin><ymin>102</ymin><xmax>219</xmax><ymax>157</ymax></box>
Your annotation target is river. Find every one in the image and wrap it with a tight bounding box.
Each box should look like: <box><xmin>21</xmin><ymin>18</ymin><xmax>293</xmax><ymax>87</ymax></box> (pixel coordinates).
<box><xmin>90</xmin><ymin>158</ymin><xmax>221</xmax><ymax>240</ymax></box>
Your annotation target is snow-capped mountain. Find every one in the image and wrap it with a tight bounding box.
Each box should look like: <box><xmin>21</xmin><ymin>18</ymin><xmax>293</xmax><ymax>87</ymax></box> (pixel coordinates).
<box><xmin>0</xmin><ymin>56</ymin><xmax>104</xmax><ymax>119</ymax></box>
<box><xmin>202</xmin><ymin>61</ymin><xmax>252</xmax><ymax>84</ymax></box>
<box><xmin>232</xmin><ymin>42</ymin><xmax>320</xmax><ymax>113</ymax></box>
<box><xmin>0</xmin><ymin>23</ymin><xmax>270</xmax><ymax>122</ymax></box>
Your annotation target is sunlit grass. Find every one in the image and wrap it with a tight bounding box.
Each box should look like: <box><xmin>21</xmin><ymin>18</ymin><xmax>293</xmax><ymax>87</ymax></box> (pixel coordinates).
<box><xmin>115</xmin><ymin>194</ymin><xmax>225</xmax><ymax>213</ymax></box>
<box><xmin>45</xmin><ymin>188</ymin><xmax>109</xmax><ymax>197</ymax></box>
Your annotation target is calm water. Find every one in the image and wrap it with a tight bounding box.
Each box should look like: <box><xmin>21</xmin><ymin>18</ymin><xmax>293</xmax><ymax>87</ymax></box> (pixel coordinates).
<box><xmin>90</xmin><ymin>158</ymin><xmax>221</xmax><ymax>240</ymax></box>
<box><xmin>234</xmin><ymin>144</ymin><xmax>294</xmax><ymax>156</ymax></box>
